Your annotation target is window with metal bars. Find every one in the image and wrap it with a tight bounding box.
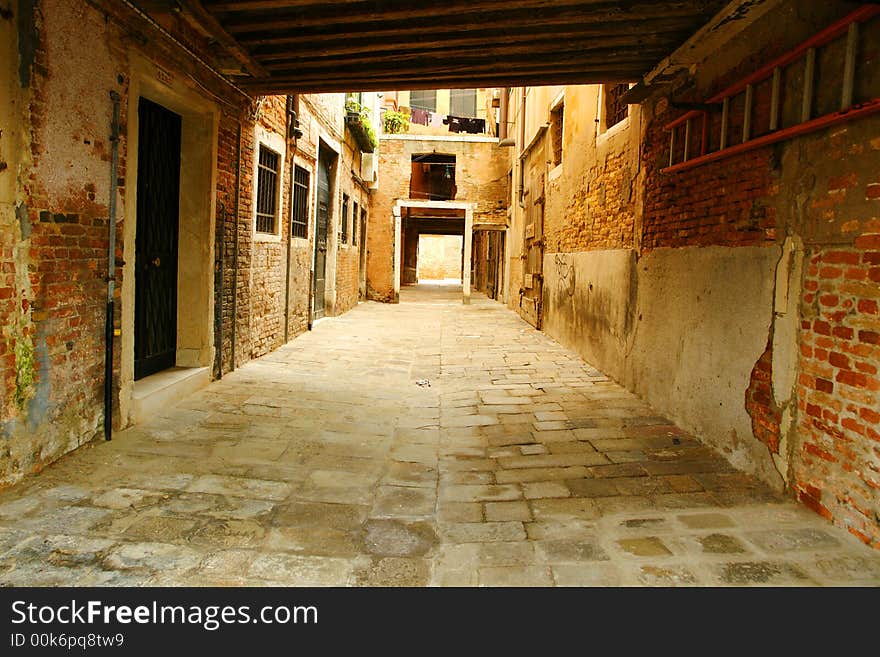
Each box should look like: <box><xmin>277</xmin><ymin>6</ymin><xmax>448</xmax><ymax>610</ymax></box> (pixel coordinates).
<box><xmin>291</xmin><ymin>165</ymin><xmax>309</xmax><ymax>239</ymax></box>
<box><xmin>341</xmin><ymin>194</ymin><xmax>349</xmax><ymax>244</ymax></box>
<box><xmin>256</xmin><ymin>145</ymin><xmax>280</xmax><ymax>234</ymax></box>
<box><xmin>352</xmin><ymin>201</ymin><xmax>358</xmax><ymax>247</ymax></box>
<box><xmin>604</xmin><ymin>84</ymin><xmax>629</xmax><ymax>131</ymax></box>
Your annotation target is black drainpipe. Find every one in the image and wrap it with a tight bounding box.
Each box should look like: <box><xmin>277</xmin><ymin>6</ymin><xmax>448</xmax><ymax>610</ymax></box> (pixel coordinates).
<box><xmin>104</xmin><ymin>90</ymin><xmax>121</xmax><ymax>441</ymax></box>
<box><xmin>215</xmin><ymin>201</ymin><xmax>226</xmax><ymax>378</ymax></box>
<box><xmin>230</xmin><ymin>118</ymin><xmax>242</xmax><ymax>372</ymax></box>
<box><xmin>283</xmin><ymin>95</ymin><xmax>297</xmax><ymax>342</ymax></box>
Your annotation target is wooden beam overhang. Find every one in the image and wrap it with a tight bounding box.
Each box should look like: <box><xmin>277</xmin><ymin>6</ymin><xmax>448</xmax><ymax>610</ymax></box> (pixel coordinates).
<box><xmin>137</xmin><ymin>0</ymin><xmax>730</xmax><ymax>93</ymax></box>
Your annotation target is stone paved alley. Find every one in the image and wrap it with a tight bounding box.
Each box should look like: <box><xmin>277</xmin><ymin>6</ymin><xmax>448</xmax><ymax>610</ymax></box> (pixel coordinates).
<box><xmin>1</xmin><ymin>286</ymin><xmax>879</xmax><ymax>587</ymax></box>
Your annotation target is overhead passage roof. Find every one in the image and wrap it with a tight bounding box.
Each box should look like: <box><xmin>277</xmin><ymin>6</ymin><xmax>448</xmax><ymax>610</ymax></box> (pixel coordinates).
<box><xmin>164</xmin><ymin>0</ymin><xmax>731</xmax><ymax>94</ymax></box>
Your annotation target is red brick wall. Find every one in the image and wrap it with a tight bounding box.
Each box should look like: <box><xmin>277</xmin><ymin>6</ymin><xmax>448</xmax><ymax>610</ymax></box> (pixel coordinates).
<box><xmin>745</xmin><ymin>338</ymin><xmax>783</xmax><ymax>454</ymax></box>
<box><xmin>642</xmin><ymin>127</ymin><xmax>778</xmax><ymax>250</ymax></box>
<box><xmin>795</xmin><ymin>229</ymin><xmax>880</xmax><ymax>547</ymax></box>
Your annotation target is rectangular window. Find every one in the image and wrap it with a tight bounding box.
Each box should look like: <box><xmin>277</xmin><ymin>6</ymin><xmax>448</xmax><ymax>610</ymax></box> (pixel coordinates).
<box><xmin>291</xmin><ymin>164</ymin><xmax>309</xmax><ymax>239</ymax></box>
<box><xmin>256</xmin><ymin>145</ymin><xmax>280</xmax><ymax>234</ymax></box>
<box><xmin>550</xmin><ymin>102</ymin><xmax>564</xmax><ymax>167</ymax></box>
<box><xmin>604</xmin><ymin>83</ymin><xmax>629</xmax><ymax>131</ymax></box>
<box><xmin>410</xmin><ymin>90</ymin><xmax>437</xmax><ymax>112</ymax></box>
<box><xmin>352</xmin><ymin>201</ymin><xmax>359</xmax><ymax>246</ymax></box>
<box><xmin>450</xmin><ymin>89</ymin><xmax>477</xmax><ymax>117</ymax></box>
<box><xmin>341</xmin><ymin>194</ymin><xmax>349</xmax><ymax>244</ymax></box>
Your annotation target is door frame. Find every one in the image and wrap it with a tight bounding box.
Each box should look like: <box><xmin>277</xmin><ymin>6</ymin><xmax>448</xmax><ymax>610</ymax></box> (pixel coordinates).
<box><xmin>312</xmin><ymin>133</ymin><xmax>341</xmax><ymax>319</ymax></box>
<box><xmin>133</xmin><ymin>97</ymin><xmax>182</xmax><ymax>381</ymax></box>
<box><xmin>392</xmin><ymin>200</ymin><xmax>474</xmax><ymax>304</ymax></box>
<box><xmin>119</xmin><ymin>55</ymin><xmax>219</xmax><ymax>426</ymax></box>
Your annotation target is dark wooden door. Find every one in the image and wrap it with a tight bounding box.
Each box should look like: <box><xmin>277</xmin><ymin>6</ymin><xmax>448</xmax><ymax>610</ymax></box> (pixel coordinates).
<box><xmin>134</xmin><ymin>98</ymin><xmax>181</xmax><ymax>380</ymax></box>
<box><xmin>313</xmin><ymin>152</ymin><xmax>331</xmax><ymax>319</ymax></box>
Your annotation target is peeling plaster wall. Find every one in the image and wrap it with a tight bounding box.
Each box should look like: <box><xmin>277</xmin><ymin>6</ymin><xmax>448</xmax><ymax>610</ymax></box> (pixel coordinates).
<box><xmin>520</xmin><ymin>0</ymin><xmax>880</xmax><ymax>545</ymax></box>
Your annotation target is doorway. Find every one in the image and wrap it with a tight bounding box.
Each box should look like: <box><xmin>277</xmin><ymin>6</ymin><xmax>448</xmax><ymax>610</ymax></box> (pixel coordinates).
<box><xmin>134</xmin><ymin>98</ymin><xmax>182</xmax><ymax>380</ymax></box>
<box><xmin>313</xmin><ymin>147</ymin><xmax>334</xmax><ymax>320</ymax></box>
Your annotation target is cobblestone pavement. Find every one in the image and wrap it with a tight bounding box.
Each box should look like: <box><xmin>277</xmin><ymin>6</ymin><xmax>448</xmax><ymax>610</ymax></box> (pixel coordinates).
<box><xmin>2</xmin><ymin>284</ymin><xmax>879</xmax><ymax>586</ymax></box>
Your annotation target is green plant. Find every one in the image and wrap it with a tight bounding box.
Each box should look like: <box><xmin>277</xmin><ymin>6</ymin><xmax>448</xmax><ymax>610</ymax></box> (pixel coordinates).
<box><xmin>383</xmin><ymin>109</ymin><xmax>410</xmax><ymax>134</ymax></box>
<box><xmin>361</xmin><ymin>120</ymin><xmax>378</xmax><ymax>150</ymax></box>
<box><xmin>344</xmin><ymin>98</ymin><xmax>378</xmax><ymax>151</ymax></box>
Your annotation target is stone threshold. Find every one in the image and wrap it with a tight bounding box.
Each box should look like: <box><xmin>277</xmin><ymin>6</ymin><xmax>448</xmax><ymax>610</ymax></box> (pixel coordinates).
<box><xmin>130</xmin><ymin>366</ymin><xmax>210</xmax><ymax>425</ymax></box>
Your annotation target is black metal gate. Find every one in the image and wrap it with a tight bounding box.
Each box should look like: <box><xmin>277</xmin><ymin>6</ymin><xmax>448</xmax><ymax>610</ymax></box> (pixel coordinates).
<box><xmin>134</xmin><ymin>98</ymin><xmax>182</xmax><ymax>380</ymax></box>
<box><xmin>313</xmin><ymin>150</ymin><xmax>332</xmax><ymax>320</ymax></box>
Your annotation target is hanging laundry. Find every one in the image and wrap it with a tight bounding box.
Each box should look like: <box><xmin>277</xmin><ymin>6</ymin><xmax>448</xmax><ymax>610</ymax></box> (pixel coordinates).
<box><xmin>411</xmin><ymin>108</ymin><xmax>431</xmax><ymax>125</ymax></box>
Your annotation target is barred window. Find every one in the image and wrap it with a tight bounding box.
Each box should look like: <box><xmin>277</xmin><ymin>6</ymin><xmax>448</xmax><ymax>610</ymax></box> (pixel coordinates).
<box><xmin>291</xmin><ymin>165</ymin><xmax>309</xmax><ymax>239</ymax></box>
<box><xmin>352</xmin><ymin>201</ymin><xmax>358</xmax><ymax>246</ymax></box>
<box><xmin>341</xmin><ymin>194</ymin><xmax>349</xmax><ymax>244</ymax></box>
<box><xmin>255</xmin><ymin>145</ymin><xmax>280</xmax><ymax>234</ymax></box>
<box><xmin>604</xmin><ymin>84</ymin><xmax>629</xmax><ymax>131</ymax></box>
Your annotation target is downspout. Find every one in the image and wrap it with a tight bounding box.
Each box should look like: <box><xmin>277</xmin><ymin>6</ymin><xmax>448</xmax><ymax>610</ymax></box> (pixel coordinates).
<box><xmin>215</xmin><ymin>201</ymin><xmax>226</xmax><ymax>378</ymax></box>
<box><xmin>104</xmin><ymin>91</ymin><xmax>121</xmax><ymax>441</ymax></box>
<box><xmin>283</xmin><ymin>96</ymin><xmax>297</xmax><ymax>342</ymax></box>
<box><xmin>499</xmin><ymin>87</ymin><xmax>509</xmax><ymax>140</ymax></box>
<box><xmin>230</xmin><ymin>118</ymin><xmax>242</xmax><ymax>372</ymax></box>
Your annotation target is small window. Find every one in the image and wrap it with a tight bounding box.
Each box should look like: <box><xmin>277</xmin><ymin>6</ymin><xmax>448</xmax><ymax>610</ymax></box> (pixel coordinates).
<box><xmin>604</xmin><ymin>83</ymin><xmax>629</xmax><ymax>131</ymax></box>
<box><xmin>256</xmin><ymin>145</ymin><xmax>280</xmax><ymax>234</ymax></box>
<box><xmin>550</xmin><ymin>102</ymin><xmax>564</xmax><ymax>167</ymax></box>
<box><xmin>450</xmin><ymin>89</ymin><xmax>477</xmax><ymax>117</ymax></box>
<box><xmin>410</xmin><ymin>90</ymin><xmax>437</xmax><ymax>112</ymax></box>
<box><xmin>352</xmin><ymin>201</ymin><xmax>359</xmax><ymax>246</ymax></box>
<box><xmin>360</xmin><ymin>208</ymin><xmax>367</xmax><ymax>245</ymax></box>
<box><xmin>291</xmin><ymin>165</ymin><xmax>309</xmax><ymax>239</ymax></box>
<box><xmin>341</xmin><ymin>194</ymin><xmax>349</xmax><ymax>244</ymax></box>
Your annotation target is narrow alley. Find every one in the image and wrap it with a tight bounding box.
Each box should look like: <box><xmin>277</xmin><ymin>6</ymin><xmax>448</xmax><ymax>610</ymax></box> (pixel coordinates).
<box><xmin>1</xmin><ymin>287</ymin><xmax>877</xmax><ymax>587</ymax></box>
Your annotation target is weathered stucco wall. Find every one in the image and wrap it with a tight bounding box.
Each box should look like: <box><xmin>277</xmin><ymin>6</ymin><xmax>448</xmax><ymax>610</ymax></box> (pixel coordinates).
<box><xmin>524</xmin><ymin>1</ymin><xmax>880</xmax><ymax>545</ymax></box>
<box><xmin>419</xmin><ymin>234</ymin><xmax>462</xmax><ymax>281</ymax></box>
<box><xmin>543</xmin><ymin>246</ymin><xmax>781</xmax><ymax>485</ymax></box>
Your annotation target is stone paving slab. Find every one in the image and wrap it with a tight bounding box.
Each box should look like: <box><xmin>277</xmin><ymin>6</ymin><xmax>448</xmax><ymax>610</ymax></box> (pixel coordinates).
<box><xmin>0</xmin><ymin>284</ymin><xmax>878</xmax><ymax>587</ymax></box>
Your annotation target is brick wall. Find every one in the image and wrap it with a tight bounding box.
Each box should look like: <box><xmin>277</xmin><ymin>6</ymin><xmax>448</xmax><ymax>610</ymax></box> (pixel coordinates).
<box><xmin>546</xmin><ymin>151</ymin><xmax>637</xmax><ymax>253</ymax></box>
<box><xmin>795</xmin><ymin>228</ymin><xmax>880</xmax><ymax>546</ymax></box>
<box><xmin>642</xmin><ymin>143</ymin><xmax>778</xmax><ymax>249</ymax></box>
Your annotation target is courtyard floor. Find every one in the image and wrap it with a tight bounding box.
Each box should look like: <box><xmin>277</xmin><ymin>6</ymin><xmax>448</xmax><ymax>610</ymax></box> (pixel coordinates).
<box><xmin>1</xmin><ymin>284</ymin><xmax>878</xmax><ymax>586</ymax></box>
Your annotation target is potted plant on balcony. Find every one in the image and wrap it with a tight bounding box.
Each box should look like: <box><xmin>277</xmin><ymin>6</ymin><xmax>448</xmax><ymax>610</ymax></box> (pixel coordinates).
<box><xmin>382</xmin><ymin>108</ymin><xmax>411</xmax><ymax>134</ymax></box>
<box><xmin>345</xmin><ymin>99</ymin><xmax>377</xmax><ymax>153</ymax></box>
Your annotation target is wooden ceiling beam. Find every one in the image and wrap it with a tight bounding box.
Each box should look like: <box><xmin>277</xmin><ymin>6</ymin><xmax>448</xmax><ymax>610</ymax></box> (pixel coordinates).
<box><xmin>264</xmin><ymin>46</ymin><xmax>672</xmax><ymax>76</ymax></box>
<box><xmin>241</xmin><ymin>65</ymin><xmax>645</xmax><ymax>93</ymax></box>
<box><xmin>228</xmin><ymin>3</ymin><xmax>713</xmax><ymax>37</ymax></box>
<box><xmin>176</xmin><ymin>0</ymin><xmax>268</xmax><ymax>76</ymax></box>
<box><xmin>242</xmin><ymin>72</ymin><xmax>643</xmax><ymax>94</ymax></box>
<box><xmin>205</xmin><ymin>0</ymin><xmax>564</xmax><ymax>14</ymax></box>
<box><xmin>239</xmin><ymin>13</ymin><xmax>704</xmax><ymax>47</ymax></box>
<box><xmin>250</xmin><ymin>20</ymin><xmax>697</xmax><ymax>57</ymax></box>
<box><xmin>223</xmin><ymin>0</ymin><xmax>654</xmax><ymax>31</ymax></box>
<box><xmin>205</xmin><ymin>0</ymin><xmax>365</xmax><ymax>11</ymax></box>
<box><xmin>249</xmin><ymin>50</ymin><xmax>655</xmax><ymax>80</ymax></box>
<box><xmin>257</xmin><ymin>33</ymin><xmax>679</xmax><ymax>68</ymax></box>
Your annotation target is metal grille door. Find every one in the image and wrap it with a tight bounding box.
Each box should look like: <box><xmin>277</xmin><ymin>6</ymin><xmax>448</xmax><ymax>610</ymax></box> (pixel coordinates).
<box><xmin>134</xmin><ymin>98</ymin><xmax>182</xmax><ymax>380</ymax></box>
<box><xmin>313</xmin><ymin>152</ymin><xmax>331</xmax><ymax>320</ymax></box>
